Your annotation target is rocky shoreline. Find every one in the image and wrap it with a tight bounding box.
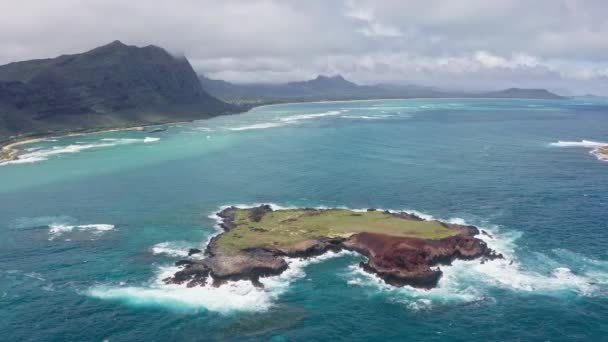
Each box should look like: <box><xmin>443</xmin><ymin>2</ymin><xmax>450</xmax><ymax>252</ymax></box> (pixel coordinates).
<box><xmin>164</xmin><ymin>205</ymin><xmax>503</xmax><ymax>289</ymax></box>
<box><xmin>596</xmin><ymin>146</ymin><xmax>608</xmax><ymax>161</ymax></box>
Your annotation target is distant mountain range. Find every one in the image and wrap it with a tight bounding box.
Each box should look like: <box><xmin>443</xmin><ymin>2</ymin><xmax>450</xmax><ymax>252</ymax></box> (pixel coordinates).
<box><xmin>0</xmin><ymin>41</ymin><xmax>238</xmax><ymax>143</ymax></box>
<box><xmin>0</xmin><ymin>40</ymin><xmax>566</xmax><ymax>144</ymax></box>
<box><xmin>199</xmin><ymin>74</ymin><xmax>565</xmax><ymax>104</ymax></box>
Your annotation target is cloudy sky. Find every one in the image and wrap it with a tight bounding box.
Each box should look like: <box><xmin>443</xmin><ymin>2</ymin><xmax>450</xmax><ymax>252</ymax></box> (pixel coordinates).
<box><xmin>1</xmin><ymin>0</ymin><xmax>607</xmax><ymax>94</ymax></box>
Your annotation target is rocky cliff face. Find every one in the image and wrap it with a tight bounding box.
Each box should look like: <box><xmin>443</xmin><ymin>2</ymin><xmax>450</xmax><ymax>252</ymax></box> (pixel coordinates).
<box><xmin>0</xmin><ymin>41</ymin><xmax>237</xmax><ymax>142</ymax></box>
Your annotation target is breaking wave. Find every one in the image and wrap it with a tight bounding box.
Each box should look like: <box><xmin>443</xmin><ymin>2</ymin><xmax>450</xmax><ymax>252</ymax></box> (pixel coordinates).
<box><xmin>87</xmin><ymin>250</ymin><xmax>353</xmax><ymax>314</ymax></box>
<box><xmin>549</xmin><ymin>140</ymin><xmax>608</xmax><ymax>161</ymax></box>
<box><xmin>225</xmin><ymin>110</ymin><xmax>346</xmax><ymax>132</ymax></box>
<box><xmin>341</xmin><ymin>114</ymin><xmax>396</xmax><ymax>120</ymax></box>
<box><xmin>87</xmin><ymin>203</ymin><xmax>608</xmax><ymax>313</ymax></box>
<box><xmin>48</xmin><ymin>223</ymin><xmax>114</xmax><ymax>240</ymax></box>
<box><xmin>227</xmin><ymin>122</ymin><xmax>286</xmax><ymax>131</ymax></box>
<box><xmin>278</xmin><ymin>110</ymin><xmax>343</xmax><ymax>122</ymax></box>
<box><xmin>549</xmin><ymin>140</ymin><xmax>607</xmax><ymax>148</ymax></box>
<box><xmin>1</xmin><ymin>137</ymin><xmax>160</xmax><ymax>165</ymax></box>
<box><xmin>150</xmin><ymin>241</ymin><xmax>192</xmax><ymax>258</ymax></box>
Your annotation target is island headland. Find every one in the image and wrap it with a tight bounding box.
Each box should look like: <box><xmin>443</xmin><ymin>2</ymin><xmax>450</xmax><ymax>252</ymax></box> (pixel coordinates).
<box><xmin>165</xmin><ymin>205</ymin><xmax>503</xmax><ymax>289</ymax></box>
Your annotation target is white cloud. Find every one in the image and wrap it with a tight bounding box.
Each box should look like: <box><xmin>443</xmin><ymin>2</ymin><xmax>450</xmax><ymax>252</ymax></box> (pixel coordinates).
<box><xmin>0</xmin><ymin>0</ymin><xmax>607</xmax><ymax>94</ymax></box>
<box><xmin>357</xmin><ymin>23</ymin><xmax>402</xmax><ymax>37</ymax></box>
<box><xmin>474</xmin><ymin>51</ymin><xmax>539</xmax><ymax>69</ymax></box>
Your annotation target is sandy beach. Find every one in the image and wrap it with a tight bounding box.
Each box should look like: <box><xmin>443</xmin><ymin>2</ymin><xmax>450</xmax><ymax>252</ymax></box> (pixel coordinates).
<box><xmin>597</xmin><ymin>146</ymin><xmax>608</xmax><ymax>161</ymax></box>
<box><xmin>0</xmin><ymin>126</ymin><xmax>145</xmax><ymax>162</ymax></box>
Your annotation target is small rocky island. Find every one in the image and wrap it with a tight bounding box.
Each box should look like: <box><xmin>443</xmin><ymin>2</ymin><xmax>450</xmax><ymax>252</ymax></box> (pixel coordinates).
<box><xmin>165</xmin><ymin>205</ymin><xmax>503</xmax><ymax>289</ymax></box>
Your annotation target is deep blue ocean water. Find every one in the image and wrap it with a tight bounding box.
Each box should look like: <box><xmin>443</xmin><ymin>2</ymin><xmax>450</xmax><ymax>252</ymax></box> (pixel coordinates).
<box><xmin>1</xmin><ymin>98</ymin><xmax>607</xmax><ymax>341</ymax></box>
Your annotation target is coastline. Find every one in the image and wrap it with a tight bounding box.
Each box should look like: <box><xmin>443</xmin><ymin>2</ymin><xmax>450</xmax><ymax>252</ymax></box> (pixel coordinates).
<box><xmin>0</xmin><ymin>126</ymin><xmax>146</xmax><ymax>162</ymax></box>
<box><xmin>0</xmin><ymin>96</ymin><xmax>577</xmax><ymax>163</ymax></box>
<box><xmin>595</xmin><ymin>146</ymin><xmax>608</xmax><ymax>161</ymax></box>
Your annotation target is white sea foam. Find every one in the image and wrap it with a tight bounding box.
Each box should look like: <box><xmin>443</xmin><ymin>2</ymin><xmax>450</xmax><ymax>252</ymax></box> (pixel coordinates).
<box><xmin>1</xmin><ymin>137</ymin><xmax>160</xmax><ymax>165</ymax></box>
<box><xmin>549</xmin><ymin>140</ymin><xmax>607</xmax><ymax>148</ymax></box>
<box><xmin>225</xmin><ymin>110</ymin><xmax>347</xmax><ymax>132</ymax></box>
<box><xmin>343</xmin><ymin>215</ymin><xmax>606</xmax><ymax>310</ymax></box>
<box><xmin>227</xmin><ymin>122</ymin><xmax>286</xmax><ymax>131</ymax></box>
<box><xmin>150</xmin><ymin>242</ymin><xmax>191</xmax><ymax>257</ymax></box>
<box><xmin>341</xmin><ymin>115</ymin><xmax>382</xmax><ymax>120</ymax></box>
<box><xmin>191</xmin><ymin>127</ymin><xmax>215</xmax><ymax>132</ymax></box>
<box><xmin>278</xmin><ymin>110</ymin><xmax>343</xmax><ymax>122</ymax></box>
<box><xmin>549</xmin><ymin>140</ymin><xmax>608</xmax><ymax>161</ymax></box>
<box><xmin>341</xmin><ymin>114</ymin><xmax>396</xmax><ymax>120</ymax></box>
<box><xmin>87</xmin><ymin>250</ymin><xmax>353</xmax><ymax>313</ymax></box>
<box><xmin>48</xmin><ymin>223</ymin><xmax>114</xmax><ymax>240</ymax></box>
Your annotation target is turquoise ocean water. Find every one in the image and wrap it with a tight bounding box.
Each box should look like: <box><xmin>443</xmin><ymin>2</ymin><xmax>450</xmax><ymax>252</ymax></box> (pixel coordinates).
<box><xmin>1</xmin><ymin>98</ymin><xmax>607</xmax><ymax>341</ymax></box>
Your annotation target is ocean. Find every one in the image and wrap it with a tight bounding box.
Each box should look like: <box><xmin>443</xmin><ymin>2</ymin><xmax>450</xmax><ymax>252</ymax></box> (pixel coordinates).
<box><xmin>1</xmin><ymin>98</ymin><xmax>607</xmax><ymax>341</ymax></box>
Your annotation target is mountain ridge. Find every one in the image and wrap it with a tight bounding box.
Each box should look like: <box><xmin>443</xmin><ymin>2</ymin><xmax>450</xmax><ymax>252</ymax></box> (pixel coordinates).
<box><xmin>199</xmin><ymin>74</ymin><xmax>566</xmax><ymax>104</ymax></box>
<box><xmin>0</xmin><ymin>41</ymin><xmax>239</xmax><ymax>144</ymax></box>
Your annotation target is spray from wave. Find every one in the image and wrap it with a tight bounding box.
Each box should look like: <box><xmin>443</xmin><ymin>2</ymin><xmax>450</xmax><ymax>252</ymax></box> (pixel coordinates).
<box><xmin>87</xmin><ymin>250</ymin><xmax>353</xmax><ymax>314</ymax></box>
<box><xmin>150</xmin><ymin>241</ymin><xmax>193</xmax><ymax>258</ymax></box>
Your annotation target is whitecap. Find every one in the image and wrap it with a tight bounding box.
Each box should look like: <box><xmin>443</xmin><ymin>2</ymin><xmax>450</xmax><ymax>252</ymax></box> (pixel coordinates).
<box><xmin>227</xmin><ymin>122</ymin><xmax>286</xmax><ymax>131</ymax></box>
<box><xmin>278</xmin><ymin>110</ymin><xmax>343</xmax><ymax>122</ymax></box>
<box><xmin>341</xmin><ymin>114</ymin><xmax>395</xmax><ymax>120</ymax></box>
<box><xmin>87</xmin><ymin>250</ymin><xmax>353</xmax><ymax>313</ymax></box>
<box><xmin>48</xmin><ymin>223</ymin><xmax>114</xmax><ymax>240</ymax></box>
<box><xmin>549</xmin><ymin>140</ymin><xmax>607</xmax><ymax>148</ymax></box>
<box><xmin>150</xmin><ymin>241</ymin><xmax>192</xmax><ymax>258</ymax></box>
<box><xmin>341</xmin><ymin>115</ymin><xmax>382</xmax><ymax>120</ymax></box>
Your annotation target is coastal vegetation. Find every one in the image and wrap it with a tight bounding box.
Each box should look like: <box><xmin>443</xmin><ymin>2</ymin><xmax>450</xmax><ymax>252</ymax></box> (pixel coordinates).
<box><xmin>217</xmin><ymin>208</ymin><xmax>457</xmax><ymax>253</ymax></box>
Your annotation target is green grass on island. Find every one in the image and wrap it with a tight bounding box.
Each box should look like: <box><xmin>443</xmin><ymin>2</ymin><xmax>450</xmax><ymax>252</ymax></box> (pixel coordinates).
<box><xmin>216</xmin><ymin>209</ymin><xmax>458</xmax><ymax>253</ymax></box>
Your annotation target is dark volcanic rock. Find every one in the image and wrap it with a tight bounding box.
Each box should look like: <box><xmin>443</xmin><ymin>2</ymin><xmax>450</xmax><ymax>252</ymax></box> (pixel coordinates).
<box><xmin>249</xmin><ymin>204</ymin><xmax>273</xmax><ymax>222</ymax></box>
<box><xmin>343</xmin><ymin>232</ymin><xmax>501</xmax><ymax>288</ymax></box>
<box><xmin>166</xmin><ymin>262</ymin><xmax>211</xmax><ymax>288</ymax></box>
<box><xmin>216</xmin><ymin>206</ymin><xmax>238</xmax><ymax>231</ymax></box>
<box><xmin>187</xmin><ymin>248</ymin><xmax>202</xmax><ymax>256</ymax></box>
